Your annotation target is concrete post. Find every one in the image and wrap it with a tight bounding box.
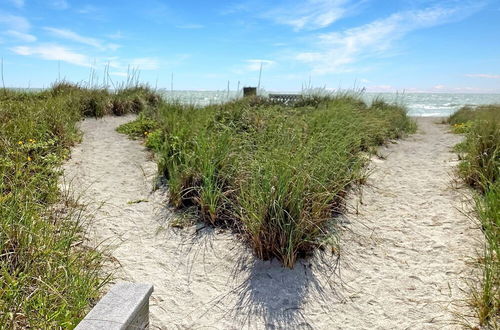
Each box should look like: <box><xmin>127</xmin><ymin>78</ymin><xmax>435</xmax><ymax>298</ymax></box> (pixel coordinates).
<box><xmin>76</xmin><ymin>282</ymin><xmax>154</xmax><ymax>330</ymax></box>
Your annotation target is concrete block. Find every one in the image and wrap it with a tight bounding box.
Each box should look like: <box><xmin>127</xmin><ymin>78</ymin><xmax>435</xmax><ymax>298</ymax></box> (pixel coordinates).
<box><xmin>76</xmin><ymin>282</ymin><xmax>154</xmax><ymax>330</ymax></box>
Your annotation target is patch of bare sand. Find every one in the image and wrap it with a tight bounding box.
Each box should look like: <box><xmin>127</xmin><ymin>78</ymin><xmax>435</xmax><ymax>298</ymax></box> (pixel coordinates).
<box><xmin>63</xmin><ymin>116</ymin><xmax>481</xmax><ymax>329</ymax></box>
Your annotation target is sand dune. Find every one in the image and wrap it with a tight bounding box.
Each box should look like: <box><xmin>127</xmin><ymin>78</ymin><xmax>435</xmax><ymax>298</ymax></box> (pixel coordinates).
<box><xmin>62</xmin><ymin>116</ymin><xmax>481</xmax><ymax>329</ymax></box>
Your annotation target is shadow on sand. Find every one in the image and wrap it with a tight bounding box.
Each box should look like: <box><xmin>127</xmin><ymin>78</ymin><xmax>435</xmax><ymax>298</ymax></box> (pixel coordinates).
<box><xmin>230</xmin><ymin>256</ymin><xmax>341</xmax><ymax>328</ymax></box>
<box><xmin>180</xmin><ymin>226</ymin><xmax>344</xmax><ymax>328</ymax></box>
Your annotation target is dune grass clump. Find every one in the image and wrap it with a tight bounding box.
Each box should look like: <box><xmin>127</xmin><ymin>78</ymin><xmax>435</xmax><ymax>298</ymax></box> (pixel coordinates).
<box><xmin>0</xmin><ymin>84</ymin><xmax>163</xmax><ymax>328</ymax></box>
<box><xmin>448</xmin><ymin>105</ymin><xmax>499</xmax><ymax>327</ymax></box>
<box><xmin>123</xmin><ymin>94</ymin><xmax>415</xmax><ymax>267</ymax></box>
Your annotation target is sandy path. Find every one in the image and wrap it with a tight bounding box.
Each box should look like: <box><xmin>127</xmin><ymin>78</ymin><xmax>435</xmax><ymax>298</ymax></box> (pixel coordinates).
<box><xmin>63</xmin><ymin>116</ymin><xmax>481</xmax><ymax>329</ymax></box>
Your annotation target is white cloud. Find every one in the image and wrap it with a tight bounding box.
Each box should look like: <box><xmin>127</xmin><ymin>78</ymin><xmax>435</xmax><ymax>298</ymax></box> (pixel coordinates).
<box><xmin>226</xmin><ymin>0</ymin><xmax>353</xmax><ymax>31</ymax></box>
<box><xmin>44</xmin><ymin>27</ymin><xmax>100</xmax><ymax>48</ymax></box>
<box><xmin>0</xmin><ymin>13</ymin><xmax>30</xmax><ymax>31</ymax></box>
<box><xmin>9</xmin><ymin>42</ymin><xmax>165</xmax><ymax>72</ymax></box>
<box><xmin>44</xmin><ymin>27</ymin><xmax>120</xmax><ymax>51</ymax></box>
<box><xmin>5</xmin><ymin>30</ymin><xmax>36</xmax><ymax>42</ymax></box>
<box><xmin>295</xmin><ymin>4</ymin><xmax>483</xmax><ymax>74</ymax></box>
<box><xmin>10</xmin><ymin>44</ymin><xmax>90</xmax><ymax>67</ymax></box>
<box><xmin>0</xmin><ymin>13</ymin><xmax>36</xmax><ymax>42</ymax></box>
<box><xmin>266</xmin><ymin>0</ymin><xmax>351</xmax><ymax>31</ymax></box>
<box><xmin>8</xmin><ymin>0</ymin><xmax>25</xmax><ymax>8</ymax></box>
<box><xmin>465</xmin><ymin>73</ymin><xmax>500</xmax><ymax>79</ymax></box>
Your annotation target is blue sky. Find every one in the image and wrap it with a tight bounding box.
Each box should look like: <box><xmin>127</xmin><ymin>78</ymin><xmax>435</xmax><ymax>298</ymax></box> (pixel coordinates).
<box><xmin>1</xmin><ymin>0</ymin><xmax>499</xmax><ymax>92</ymax></box>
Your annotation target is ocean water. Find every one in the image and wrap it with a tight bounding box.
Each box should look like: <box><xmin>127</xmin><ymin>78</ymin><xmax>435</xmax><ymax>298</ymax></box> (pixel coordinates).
<box><xmin>159</xmin><ymin>90</ymin><xmax>500</xmax><ymax>117</ymax></box>
<box><xmin>368</xmin><ymin>93</ymin><xmax>500</xmax><ymax>117</ymax></box>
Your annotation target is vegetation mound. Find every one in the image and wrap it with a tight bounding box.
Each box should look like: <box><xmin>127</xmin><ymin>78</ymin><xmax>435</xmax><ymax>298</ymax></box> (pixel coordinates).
<box><xmin>121</xmin><ymin>94</ymin><xmax>415</xmax><ymax>267</ymax></box>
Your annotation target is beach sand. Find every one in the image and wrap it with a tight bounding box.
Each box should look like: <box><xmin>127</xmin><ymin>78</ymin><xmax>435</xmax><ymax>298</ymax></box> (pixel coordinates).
<box><xmin>62</xmin><ymin>116</ymin><xmax>482</xmax><ymax>329</ymax></box>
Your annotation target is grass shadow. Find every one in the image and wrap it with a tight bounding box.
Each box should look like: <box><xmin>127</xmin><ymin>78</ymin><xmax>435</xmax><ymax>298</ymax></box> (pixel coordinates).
<box><xmin>228</xmin><ymin>254</ymin><xmax>341</xmax><ymax>328</ymax></box>
<box><xmin>169</xmin><ymin>222</ymin><xmax>344</xmax><ymax>328</ymax></box>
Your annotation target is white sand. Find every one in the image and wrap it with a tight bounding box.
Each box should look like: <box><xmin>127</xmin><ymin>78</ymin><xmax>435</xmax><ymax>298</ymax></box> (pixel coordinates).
<box><xmin>63</xmin><ymin>116</ymin><xmax>482</xmax><ymax>329</ymax></box>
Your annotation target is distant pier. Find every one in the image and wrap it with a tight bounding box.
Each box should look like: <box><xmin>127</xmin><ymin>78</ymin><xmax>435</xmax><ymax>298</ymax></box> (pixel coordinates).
<box><xmin>268</xmin><ymin>93</ymin><xmax>302</xmax><ymax>104</ymax></box>
<box><xmin>243</xmin><ymin>87</ymin><xmax>302</xmax><ymax>105</ymax></box>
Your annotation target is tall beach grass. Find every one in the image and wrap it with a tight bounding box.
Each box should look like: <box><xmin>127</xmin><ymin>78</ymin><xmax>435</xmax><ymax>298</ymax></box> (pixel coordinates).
<box><xmin>0</xmin><ymin>83</ymin><xmax>161</xmax><ymax>328</ymax></box>
<box><xmin>449</xmin><ymin>105</ymin><xmax>499</xmax><ymax>327</ymax></box>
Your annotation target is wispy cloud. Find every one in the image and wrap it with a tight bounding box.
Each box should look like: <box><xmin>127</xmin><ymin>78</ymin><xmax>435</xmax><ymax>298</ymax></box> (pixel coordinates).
<box><xmin>222</xmin><ymin>0</ymin><xmax>354</xmax><ymax>31</ymax></box>
<box><xmin>465</xmin><ymin>73</ymin><xmax>500</xmax><ymax>79</ymax></box>
<box><xmin>5</xmin><ymin>30</ymin><xmax>36</xmax><ymax>42</ymax></box>
<box><xmin>0</xmin><ymin>13</ymin><xmax>36</xmax><ymax>42</ymax></box>
<box><xmin>7</xmin><ymin>0</ymin><xmax>25</xmax><ymax>8</ymax></box>
<box><xmin>44</xmin><ymin>27</ymin><xmax>120</xmax><ymax>51</ymax></box>
<box><xmin>44</xmin><ymin>27</ymin><xmax>101</xmax><ymax>48</ymax></box>
<box><xmin>0</xmin><ymin>13</ymin><xmax>30</xmax><ymax>31</ymax></box>
<box><xmin>295</xmin><ymin>3</ymin><xmax>484</xmax><ymax>73</ymax></box>
<box><xmin>265</xmin><ymin>0</ymin><xmax>351</xmax><ymax>31</ymax></box>
<box><xmin>10</xmin><ymin>44</ymin><xmax>90</xmax><ymax>67</ymax></box>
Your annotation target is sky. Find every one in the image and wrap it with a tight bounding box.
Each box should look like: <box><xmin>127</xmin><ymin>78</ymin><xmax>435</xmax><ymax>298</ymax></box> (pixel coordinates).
<box><xmin>0</xmin><ymin>0</ymin><xmax>499</xmax><ymax>92</ymax></box>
